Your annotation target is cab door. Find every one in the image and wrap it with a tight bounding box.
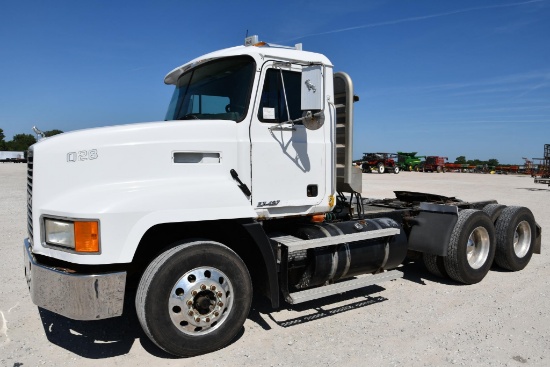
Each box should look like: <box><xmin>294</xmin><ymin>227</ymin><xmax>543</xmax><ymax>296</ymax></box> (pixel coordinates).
<box><xmin>250</xmin><ymin>61</ymin><xmax>327</xmax><ymax>216</ymax></box>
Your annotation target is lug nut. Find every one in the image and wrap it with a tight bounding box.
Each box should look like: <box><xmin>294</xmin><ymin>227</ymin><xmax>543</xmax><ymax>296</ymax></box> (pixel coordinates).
<box><xmin>217</xmin><ymin>291</ymin><xmax>223</xmax><ymax>297</ymax></box>
<box><xmin>195</xmin><ymin>317</ymin><xmax>201</xmax><ymax>323</ymax></box>
<box><xmin>210</xmin><ymin>285</ymin><xmax>216</xmax><ymax>291</ymax></box>
<box><xmin>205</xmin><ymin>317</ymin><xmax>210</xmax><ymax>323</ymax></box>
<box><xmin>214</xmin><ymin>312</ymin><xmax>220</xmax><ymax>317</ymax></box>
<box><xmin>188</xmin><ymin>310</ymin><xmax>194</xmax><ymax>316</ymax></box>
<box><xmin>200</xmin><ymin>284</ymin><xmax>207</xmax><ymax>291</ymax></box>
<box><xmin>191</xmin><ymin>290</ymin><xmax>198</xmax><ymax>296</ymax></box>
<box><xmin>218</xmin><ymin>302</ymin><xmax>224</xmax><ymax>307</ymax></box>
<box><xmin>187</xmin><ymin>300</ymin><xmax>193</xmax><ymax>306</ymax></box>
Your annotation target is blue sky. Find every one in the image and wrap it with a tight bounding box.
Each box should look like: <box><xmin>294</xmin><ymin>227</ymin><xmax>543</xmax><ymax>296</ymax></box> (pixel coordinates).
<box><xmin>1</xmin><ymin>0</ymin><xmax>549</xmax><ymax>164</ymax></box>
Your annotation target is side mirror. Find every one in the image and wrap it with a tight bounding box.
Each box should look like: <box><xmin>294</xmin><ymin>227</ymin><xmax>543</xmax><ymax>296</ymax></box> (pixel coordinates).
<box><xmin>301</xmin><ymin>65</ymin><xmax>324</xmax><ymax>130</ymax></box>
<box><xmin>301</xmin><ymin>65</ymin><xmax>323</xmax><ymax>111</ymax></box>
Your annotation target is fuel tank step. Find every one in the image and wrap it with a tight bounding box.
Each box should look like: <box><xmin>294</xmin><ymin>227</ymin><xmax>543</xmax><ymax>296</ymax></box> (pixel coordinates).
<box><xmin>286</xmin><ymin>270</ymin><xmax>403</xmax><ymax>304</ymax></box>
<box><xmin>271</xmin><ymin>227</ymin><xmax>400</xmax><ymax>251</ymax></box>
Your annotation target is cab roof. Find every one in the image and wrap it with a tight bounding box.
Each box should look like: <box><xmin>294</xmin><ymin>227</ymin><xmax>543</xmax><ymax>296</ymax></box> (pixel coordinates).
<box><xmin>164</xmin><ymin>41</ymin><xmax>333</xmax><ymax>85</ymax></box>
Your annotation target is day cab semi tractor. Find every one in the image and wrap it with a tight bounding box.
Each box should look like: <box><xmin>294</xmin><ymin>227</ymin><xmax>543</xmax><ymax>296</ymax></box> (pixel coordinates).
<box><xmin>23</xmin><ymin>36</ymin><xmax>542</xmax><ymax>357</ymax></box>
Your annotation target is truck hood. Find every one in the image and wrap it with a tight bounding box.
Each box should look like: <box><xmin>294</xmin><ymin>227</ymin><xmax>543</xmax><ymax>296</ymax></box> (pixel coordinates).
<box><xmin>31</xmin><ymin>120</ymin><xmax>242</xmax><ymax>211</ymax></box>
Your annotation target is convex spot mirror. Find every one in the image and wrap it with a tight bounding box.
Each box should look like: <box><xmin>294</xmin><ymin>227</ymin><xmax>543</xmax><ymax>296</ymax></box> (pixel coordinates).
<box><xmin>302</xmin><ymin>110</ymin><xmax>325</xmax><ymax>130</ymax></box>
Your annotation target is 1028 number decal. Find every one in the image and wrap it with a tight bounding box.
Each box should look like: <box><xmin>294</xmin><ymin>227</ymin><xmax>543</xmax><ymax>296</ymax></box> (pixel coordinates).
<box><xmin>67</xmin><ymin>149</ymin><xmax>98</xmax><ymax>162</ymax></box>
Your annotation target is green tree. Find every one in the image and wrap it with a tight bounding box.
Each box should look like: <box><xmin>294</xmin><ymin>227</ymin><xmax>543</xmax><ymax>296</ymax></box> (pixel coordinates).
<box><xmin>487</xmin><ymin>158</ymin><xmax>499</xmax><ymax>167</ymax></box>
<box><xmin>0</xmin><ymin>128</ymin><xmax>6</xmax><ymax>150</ymax></box>
<box><xmin>44</xmin><ymin>129</ymin><xmax>64</xmax><ymax>137</ymax></box>
<box><xmin>6</xmin><ymin>134</ymin><xmax>36</xmax><ymax>151</ymax></box>
<box><xmin>454</xmin><ymin>156</ymin><xmax>467</xmax><ymax>164</ymax></box>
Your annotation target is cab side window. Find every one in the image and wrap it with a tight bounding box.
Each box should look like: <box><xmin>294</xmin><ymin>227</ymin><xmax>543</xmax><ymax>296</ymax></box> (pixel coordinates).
<box><xmin>258</xmin><ymin>69</ymin><xmax>302</xmax><ymax>123</ymax></box>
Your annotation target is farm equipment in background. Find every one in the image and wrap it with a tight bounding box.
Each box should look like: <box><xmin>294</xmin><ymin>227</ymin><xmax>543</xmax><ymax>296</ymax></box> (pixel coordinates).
<box><xmin>361</xmin><ymin>152</ymin><xmax>400</xmax><ymax>174</ymax></box>
<box><xmin>396</xmin><ymin>152</ymin><xmax>425</xmax><ymax>172</ymax></box>
<box><xmin>522</xmin><ymin>157</ymin><xmax>535</xmax><ymax>176</ymax></box>
<box><xmin>534</xmin><ymin>144</ymin><xmax>550</xmax><ymax>186</ymax></box>
<box><xmin>420</xmin><ymin>156</ymin><xmax>448</xmax><ymax>173</ymax></box>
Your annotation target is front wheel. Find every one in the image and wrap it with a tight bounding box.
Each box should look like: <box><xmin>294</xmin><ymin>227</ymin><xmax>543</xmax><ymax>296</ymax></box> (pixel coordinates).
<box><xmin>444</xmin><ymin>209</ymin><xmax>496</xmax><ymax>284</ymax></box>
<box><xmin>136</xmin><ymin>240</ymin><xmax>252</xmax><ymax>357</ymax></box>
<box><xmin>393</xmin><ymin>166</ymin><xmax>400</xmax><ymax>174</ymax></box>
<box><xmin>377</xmin><ymin>162</ymin><xmax>385</xmax><ymax>174</ymax></box>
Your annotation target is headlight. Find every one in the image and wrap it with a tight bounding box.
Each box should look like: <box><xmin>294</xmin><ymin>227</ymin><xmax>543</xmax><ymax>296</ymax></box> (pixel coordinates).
<box><xmin>44</xmin><ymin>218</ymin><xmax>100</xmax><ymax>253</ymax></box>
<box><xmin>45</xmin><ymin>219</ymin><xmax>74</xmax><ymax>248</ymax></box>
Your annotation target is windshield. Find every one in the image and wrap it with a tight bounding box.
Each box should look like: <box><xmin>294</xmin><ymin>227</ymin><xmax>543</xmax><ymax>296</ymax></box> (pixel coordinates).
<box><xmin>165</xmin><ymin>56</ymin><xmax>256</xmax><ymax>122</ymax></box>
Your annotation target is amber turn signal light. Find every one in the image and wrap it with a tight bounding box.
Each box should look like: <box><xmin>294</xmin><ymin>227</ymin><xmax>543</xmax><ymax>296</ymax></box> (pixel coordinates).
<box><xmin>310</xmin><ymin>214</ymin><xmax>325</xmax><ymax>223</ymax></box>
<box><xmin>74</xmin><ymin>221</ymin><xmax>99</xmax><ymax>252</ymax></box>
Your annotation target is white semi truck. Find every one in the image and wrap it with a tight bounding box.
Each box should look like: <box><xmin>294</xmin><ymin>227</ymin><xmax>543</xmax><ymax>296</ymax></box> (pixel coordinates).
<box><xmin>24</xmin><ymin>36</ymin><xmax>541</xmax><ymax>357</ymax></box>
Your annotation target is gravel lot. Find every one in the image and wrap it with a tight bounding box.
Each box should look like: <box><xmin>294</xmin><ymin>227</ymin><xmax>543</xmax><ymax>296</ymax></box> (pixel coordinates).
<box><xmin>1</xmin><ymin>163</ymin><xmax>548</xmax><ymax>367</ymax></box>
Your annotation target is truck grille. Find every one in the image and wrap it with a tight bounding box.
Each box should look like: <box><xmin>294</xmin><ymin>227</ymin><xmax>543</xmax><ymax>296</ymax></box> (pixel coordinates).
<box><xmin>27</xmin><ymin>150</ymin><xmax>33</xmax><ymax>244</ymax></box>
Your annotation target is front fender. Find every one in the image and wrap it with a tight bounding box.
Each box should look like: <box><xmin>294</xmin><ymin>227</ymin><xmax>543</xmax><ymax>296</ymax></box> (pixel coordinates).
<box><xmin>35</xmin><ymin>177</ymin><xmax>255</xmax><ymax>264</ymax></box>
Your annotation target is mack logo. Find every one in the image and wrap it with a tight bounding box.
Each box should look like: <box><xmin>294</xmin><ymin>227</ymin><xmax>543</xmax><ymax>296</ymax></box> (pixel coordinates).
<box><xmin>305</xmin><ymin>79</ymin><xmax>316</xmax><ymax>93</ymax></box>
<box><xmin>257</xmin><ymin>200</ymin><xmax>280</xmax><ymax>208</ymax></box>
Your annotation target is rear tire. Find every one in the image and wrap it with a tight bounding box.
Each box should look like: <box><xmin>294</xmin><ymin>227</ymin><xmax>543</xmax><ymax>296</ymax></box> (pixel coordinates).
<box><xmin>437</xmin><ymin>166</ymin><xmax>442</xmax><ymax>173</ymax></box>
<box><xmin>482</xmin><ymin>204</ymin><xmax>506</xmax><ymax>223</ymax></box>
<box><xmin>443</xmin><ymin>209</ymin><xmax>496</xmax><ymax>284</ymax></box>
<box><xmin>136</xmin><ymin>240</ymin><xmax>252</xmax><ymax>357</ymax></box>
<box><xmin>423</xmin><ymin>253</ymin><xmax>448</xmax><ymax>278</ymax></box>
<box><xmin>494</xmin><ymin>206</ymin><xmax>535</xmax><ymax>271</ymax></box>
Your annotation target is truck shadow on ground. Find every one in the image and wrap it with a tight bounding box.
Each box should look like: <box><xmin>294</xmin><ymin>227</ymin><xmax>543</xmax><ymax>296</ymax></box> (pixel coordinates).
<box><xmin>37</xmin><ymin>261</ymin><xmax>475</xmax><ymax>359</ymax></box>
<box><xmin>249</xmin><ymin>285</ymin><xmax>388</xmax><ymax>330</ymax></box>
<box><xmin>37</xmin><ymin>291</ymin><xmax>245</xmax><ymax>359</ymax></box>
<box><xmin>249</xmin><ymin>260</ymin><xmax>466</xmax><ymax>330</ymax></box>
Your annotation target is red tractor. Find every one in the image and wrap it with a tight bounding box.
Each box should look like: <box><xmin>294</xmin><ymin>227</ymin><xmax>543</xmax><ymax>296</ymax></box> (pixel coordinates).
<box><xmin>421</xmin><ymin>156</ymin><xmax>448</xmax><ymax>173</ymax></box>
<box><xmin>361</xmin><ymin>153</ymin><xmax>400</xmax><ymax>174</ymax></box>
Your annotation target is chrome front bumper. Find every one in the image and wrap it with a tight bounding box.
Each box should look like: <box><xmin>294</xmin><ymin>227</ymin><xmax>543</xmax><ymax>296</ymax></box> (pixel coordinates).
<box><xmin>23</xmin><ymin>239</ymin><xmax>126</xmax><ymax>320</ymax></box>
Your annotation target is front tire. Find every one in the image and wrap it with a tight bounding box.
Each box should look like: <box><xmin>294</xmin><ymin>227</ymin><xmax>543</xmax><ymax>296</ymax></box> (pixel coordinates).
<box><xmin>393</xmin><ymin>166</ymin><xmax>400</xmax><ymax>174</ymax></box>
<box><xmin>494</xmin><ymin>206</ymin><xmax>536</xmax><ymax>271</ymax></box>
<box><xmin>377</xmin><ymin>162</ymin><xmax>385</xmax><ymax>174</ymax></box>
<box><xmin>136</xmin><ymin>240</ymin><xmax>252</xmax><ymax>357</ymax></box>
<box><xmin>444</xmin><ymin>210</ymin><xmax>496</xmax><ymax>284</ymax></box>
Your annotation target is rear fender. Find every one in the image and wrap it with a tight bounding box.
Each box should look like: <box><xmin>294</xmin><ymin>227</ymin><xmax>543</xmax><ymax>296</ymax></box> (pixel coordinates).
<box><xmin>407</xmin><ymin>203</ymin><xmax>459</xmax><ymax>256</ymax></box>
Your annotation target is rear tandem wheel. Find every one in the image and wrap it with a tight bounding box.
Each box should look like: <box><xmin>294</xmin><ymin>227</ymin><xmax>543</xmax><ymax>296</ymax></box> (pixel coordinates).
<box><xmin>443</xmin><ymin>209</ymin><xmax>496</xmax><ymax>284</ymax></box>
<box><xmin>494</xmin><ymin>206</ymin><xmax>536</xmax><ymax>271</ymax></box>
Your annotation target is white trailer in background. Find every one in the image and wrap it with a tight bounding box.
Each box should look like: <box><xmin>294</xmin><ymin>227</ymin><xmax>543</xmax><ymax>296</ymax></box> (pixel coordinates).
<box><xmin>0</xmin><ymin>151</ymin><xmax>25</xmax><ymax>162</ymax></box>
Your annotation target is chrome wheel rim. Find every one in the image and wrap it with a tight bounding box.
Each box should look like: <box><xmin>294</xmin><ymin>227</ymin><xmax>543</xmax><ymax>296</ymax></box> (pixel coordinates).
<box><xmin>513</xmin><ymin>221</ymin><xmax>531</xmax><ymax>258</ymax></box>
<box><xmin>466</xmin><ymin>226</ymin><xmax>490</xmax><ymax>269</ymax></box>
<box><xmin>168</xmin><ymin>266</ymin><xmax>233</xmax><ymax>336</ymax></box>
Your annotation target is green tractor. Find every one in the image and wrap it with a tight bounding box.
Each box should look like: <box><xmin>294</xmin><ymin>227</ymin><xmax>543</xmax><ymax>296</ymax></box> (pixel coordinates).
<box><xmin>397</xmin><ymin>152</ymin><xmax>425</xmax><ymax>172</ymax></box>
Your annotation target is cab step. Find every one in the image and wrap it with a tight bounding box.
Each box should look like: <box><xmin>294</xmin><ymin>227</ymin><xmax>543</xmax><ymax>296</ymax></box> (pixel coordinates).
<box><xmin>286</xmin><ymin>270</ymin><xmax>402</xmax><ymax>304</ymax></box>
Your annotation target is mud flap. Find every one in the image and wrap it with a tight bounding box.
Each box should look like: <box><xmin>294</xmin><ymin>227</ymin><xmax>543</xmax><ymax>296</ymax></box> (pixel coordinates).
<box><xmin>407</xmin><ymin>203</ymin><xmax>459</xmax><ymax>256</ymax></box>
